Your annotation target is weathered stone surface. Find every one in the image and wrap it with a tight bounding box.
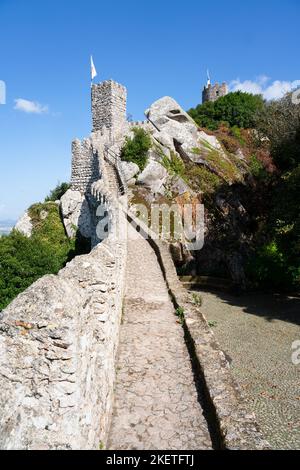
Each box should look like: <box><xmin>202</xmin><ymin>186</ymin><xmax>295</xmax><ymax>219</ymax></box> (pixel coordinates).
<box><xmin>137</xmin><ymin>158</ymin><xmax>168</xmax><ymax>194</ymax></box>
<box><xmin>198</xmin><ymin>130</ymin><xmax>223</xmax><ymax>152</ymax></box>
<box><xmin>145</xmin><ymin>97</ymin><xmax>224</xmax><ymax>171</ymax></box>
<box><xmin>145</xmin><ymin>96</ymin><xmax>198</xmax><ymax>147</ymax></box>
<box><xmin>71</xmin><ymin>138</ymin><xmax>101</xmax><ymax>194</ymax></box>
<box><xmin>108</xmin><ymin>224</ymin><xmax>213</xmax><ymax>450</ymax></box>
<box><xmin>130</xmin><ymin>218</ymin><xmax>269</xmax><ymax>450</ymax></box>
<box><xmin>92</xmin><ymin>80</ymin><xmax>127</xmax><ymax>139</ymax></box>
<box><xmin>152</xmin><ymin>130</ymin><xmax>175</xmax><ymax>150</ymax></box>
<box><xmin>0</xmin><ymin>232</ymin><xmax>127</xmax><ymax>450</ymax></box>
<box><xmin>60</xmin><ymin>189</ymin><xmax>92</xmax><ymax>239</ymax></box>
<box><xmin>14</xmin><ymin>211</ymin><xmax>33</xmax><ymax>237</ymax></box>
<box><xmin>120</xmin><ymin>162</ymin><xmax>139</xmax><ymax>182</ymax></box>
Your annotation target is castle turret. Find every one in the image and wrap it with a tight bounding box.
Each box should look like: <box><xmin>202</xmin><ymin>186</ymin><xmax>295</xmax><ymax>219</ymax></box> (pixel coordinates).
<box><xmin>202</xmin><ymin>79</ymin><xmax>228</xmax><ymax>104</ymax></box>
<box><xmin>91</xmin><ymin>80</ymin><xmax>127</xmax><ymax>137</ymax></box>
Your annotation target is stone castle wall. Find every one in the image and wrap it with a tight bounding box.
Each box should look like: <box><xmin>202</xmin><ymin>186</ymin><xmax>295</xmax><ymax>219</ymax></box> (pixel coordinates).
<box><xmin>71</xmin><ymin>138</ymin><xmax>100</xmax><ymax>193</ymax></box>
<box><xmin>128</xmin><ymin>120</ymin><xmax>152</xmax><ymax>132</ymax></box>
<box><xmin>0</xmin><ymin>212</ymin><xmax>127</xmax><ymax>450</ymax></box>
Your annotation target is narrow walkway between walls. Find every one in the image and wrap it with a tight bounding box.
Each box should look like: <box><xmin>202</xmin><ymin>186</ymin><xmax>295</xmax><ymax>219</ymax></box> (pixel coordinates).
<box><xmin>107</xmin><ymin>224</ymin><xmax>213</xmax><ymax>450</ymax></box>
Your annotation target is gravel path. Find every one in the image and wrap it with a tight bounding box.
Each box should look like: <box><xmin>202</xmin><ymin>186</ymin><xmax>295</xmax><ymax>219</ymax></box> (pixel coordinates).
<box><xmin>196</xmin><ymin>289</ymin><xmax>300</xmax><ymax>450</ymax></box>
<box><xmin>107</xmin><ymin>227</ymin><xmax>213</xmax><ymax>450</ymax></box>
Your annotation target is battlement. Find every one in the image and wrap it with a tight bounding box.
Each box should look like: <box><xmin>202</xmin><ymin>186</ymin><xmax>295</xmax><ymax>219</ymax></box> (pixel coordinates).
<box><xmin>202</xmin><ymin>82</ymin><xmax>228</xmax><ymax>103</ymax></box>
<box><xmin>128</xmin><ymin>120</ymin><xmax>152</xmax><ymax>131</ymax></box>
<box><xmin>91</xmin><ymin>80</ymin><xmax>127</xmax><ymax>136</ymax></box>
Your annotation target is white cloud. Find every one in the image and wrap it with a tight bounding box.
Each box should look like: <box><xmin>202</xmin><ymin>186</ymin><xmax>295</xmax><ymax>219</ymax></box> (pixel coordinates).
<box><xmin>229</xmin><ymin>76</ymin><xmax>300</xmax><ymax>101</ymax></box>
<box><xmin>14</xmin><ymin>98</ymin><xmax>48</xmax><ymax>114</ymax></box>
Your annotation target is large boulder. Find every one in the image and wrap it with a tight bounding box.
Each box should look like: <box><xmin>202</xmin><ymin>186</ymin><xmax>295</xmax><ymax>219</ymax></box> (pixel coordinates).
<box><xmin>137</xmin><ymin>158</ymin><xmax>168</xmax><ymax>194</ymax></box>
<box><xmin>60</xmin><ymin>189</ymin><xmax>92</xmax><ymax>239</ymax></box>
<box><xmin>120</xmin><ymin>161</ymin><xmax>139</xmax><ymax>183</ymax></box>
<box><xmin>15</xmin><ymin>211</ymin><xmax>33</xmax><ymax>237</ymax></box>
<box><xmin>152</xmin><ymin>130</ymin><xmax>175</xmax><ymax>150</ymax></box>
<box><xmin>145</xmin><ymin>97</ymin><xmax>225</xmax><ymax>169</ymax></box>
<box><xmin>145</xmin><ymin>97</ymin><xmax>198</xmax><ymax>148</ymax></box>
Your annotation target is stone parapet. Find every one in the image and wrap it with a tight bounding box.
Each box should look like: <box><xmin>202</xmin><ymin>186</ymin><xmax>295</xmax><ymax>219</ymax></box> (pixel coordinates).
<box><xmin>0</xmin><ymin>230</ymin><xmax>127</xmax><ymax>450</ymax></box>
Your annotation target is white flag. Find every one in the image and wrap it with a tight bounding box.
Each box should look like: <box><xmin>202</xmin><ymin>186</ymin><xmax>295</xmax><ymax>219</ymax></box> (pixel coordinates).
<box><xmin>91</xmin><ymin>55</ymin><xmax>97</xmax><ymax>80</ymax></box>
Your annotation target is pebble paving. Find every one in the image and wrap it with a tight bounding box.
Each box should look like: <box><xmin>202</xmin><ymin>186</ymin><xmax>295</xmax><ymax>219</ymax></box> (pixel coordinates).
<box><xmin>198</xmin><ymin>289</ymin><xmax>300</xmax><ymax>450</ymax></box>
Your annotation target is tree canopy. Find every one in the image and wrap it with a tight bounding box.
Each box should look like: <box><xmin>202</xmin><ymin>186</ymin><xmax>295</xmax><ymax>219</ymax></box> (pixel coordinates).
<box><xmin>188</xmin><ymin>91</ymin><xmax>265</xmax><ymax>130</ymax></box>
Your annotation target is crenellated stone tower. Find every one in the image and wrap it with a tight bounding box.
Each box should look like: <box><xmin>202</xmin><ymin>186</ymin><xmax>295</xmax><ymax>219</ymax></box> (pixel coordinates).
<box><xmin>202</xmin><ymin>81</ymin><xmax>228</xmax><ymax>103</ymax></box>
<box><xmin>71</xmin><ymin>79</ymin><xmax>128</xmax><ymax>195</ymax></box>
<box><xmin>91</xmin><ymin>80</ymin><xmax>127</xmax><ymax>137</ymax></box>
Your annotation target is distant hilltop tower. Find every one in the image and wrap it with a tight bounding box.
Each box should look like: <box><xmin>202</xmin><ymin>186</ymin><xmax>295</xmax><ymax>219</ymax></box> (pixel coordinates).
<box><xmin>202</xmin><ymin>70</ymin><xmax>228</xmax><ymax>103</ymax></box>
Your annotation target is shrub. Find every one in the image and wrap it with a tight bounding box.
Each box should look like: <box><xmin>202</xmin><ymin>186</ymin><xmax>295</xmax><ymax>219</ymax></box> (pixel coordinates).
<box><xmin>185</xmin><ymin>164</ymin><xmax>221</xmax><ymax>193</ymax></box>
<box><xmin>246</xmin><ymin>241</ymin><xmax>299</xmax><ymax>289</ymax></box>
<box><xmin>45</xmin><ymin>182</ymin><xmax>70</xmax><ymax>202</ymax></box>
<box><xmin>188</xmin><ymin>91</ymin><xmax>265</xmax><ymax>130</ymax></box>
<box><xmin>121</xmin><ymin>127</ymin><xmax>152</xmax><ymax>171</ymax></box>
<box><xmin>249</xmin><ymin>155</ymin><xmax>268</xmax><ymax>180</ymax></box>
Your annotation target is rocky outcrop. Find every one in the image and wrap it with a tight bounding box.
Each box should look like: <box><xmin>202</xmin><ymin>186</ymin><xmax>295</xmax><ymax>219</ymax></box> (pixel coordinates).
<box><xmin>60</xmin><ymin>189</ymin><xmax>92</xmax><ymax>239</ymax></box>
<box><xmin>137</xmin><ymin>157</ymin><xmax>168</xmax><ymax>194</ymax></box>
<box><xmin>120</xmin><ymin>161</ymin><xmax>139</xmax><ymax>184</ymax></box>
<box><xmin>15</xmin><ymin>211</ymin><xmax>33</xmax><ymax>237</ymax></box>
<box><xmin>146</xmin><ymin>96</ymin><xmax>198</xmax><ymax>149</ymax></box>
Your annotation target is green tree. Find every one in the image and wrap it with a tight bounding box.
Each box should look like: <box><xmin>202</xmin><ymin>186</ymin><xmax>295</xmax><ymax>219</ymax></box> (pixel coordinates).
<box><xmin>188</xmin><ymin>91</ymin><xmax>264</xmax><ymax>130</ymax></box>
<box><xmin>45</xmin><ymin>182</ymin><xmax>70</xmax><ymax>202</ymax></box>
<box><xmin>256</xmin><ymin>94</ymin><xmax>300</xmax><ymax>171</ymax></box>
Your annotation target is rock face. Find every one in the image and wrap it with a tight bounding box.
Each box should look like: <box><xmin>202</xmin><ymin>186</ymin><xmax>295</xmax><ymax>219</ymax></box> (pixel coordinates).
<box><xmin>120</xmin><ymin>161</ymin><xmax>139</xmax><ymax>183</ymax></box>
<box><xmin>146</xmin><ymin>96</ymin><xmax>198</xmax><ymax>148</ymax></box>
<box><xmin>14</xmin><ymin>211</ymin><xmax>33</xmax><ymax>237</ymax></box>
<box><xmin>60</xmin><ymin>189</ymin><xmax>92</xmax><ymax>239</ymax></box>
<box><xmin>137</xmin><ymin>157</ymin><xmax>168</xmax><ymax>194</ymax></box>
<box><xmin>0</xmin><ymin>232</ymin><xmax>127</xmax><ymax>450</ymax></box>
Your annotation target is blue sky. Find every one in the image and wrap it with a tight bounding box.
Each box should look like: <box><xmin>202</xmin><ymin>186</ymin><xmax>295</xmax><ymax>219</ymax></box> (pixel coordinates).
<box><xmin>0</xmin><ymin>0</ymin><xmax>299</xmax><ymax>220</ymax></box>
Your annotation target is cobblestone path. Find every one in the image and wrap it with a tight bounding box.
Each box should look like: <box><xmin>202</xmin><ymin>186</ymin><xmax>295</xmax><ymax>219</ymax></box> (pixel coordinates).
<box><xmin>198</xmin><ymin>289</ymin><xmax>300</xmax><ymax>450</ymax></box>
<box><xmin>107</xmin><ymin>226</ymin><xmax>213</xmax><ymax>450</ymax></box>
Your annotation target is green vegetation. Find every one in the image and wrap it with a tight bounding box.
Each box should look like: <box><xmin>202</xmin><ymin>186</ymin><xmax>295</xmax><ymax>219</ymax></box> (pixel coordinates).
<box><xmin>0</xmin><ymin>201</ymin><xmax>89</xmax><ymax>311</ymax></box>
<box><xmin>160</xmin><ymin>150</ymin><xmax>186</xmax><ymax>179</ymax></box>
<box><xmin>256</xmin><ymin>94</ymin><xmax>300</xmax><ymax>172</ymax></box>
<box><xmin>187</xmin><ymin>90</ymin><xmax>299</xmax><ymax>291</ymax></box>
<box><xmin>192</xmin><ymin>293</ymin><xmax>202</xmax><ymax>306</ymax></box>
<box><xmin>249</xmin><ymin>154</ymin><xmax>268</xmax><ymax>180</ymax></box>
<box><xmin>246</xmin><ymin>94</ymin><xmax>300</xmax><ymax>290</ymax></box>
<box><xmin>175</xmin><ymin>306</ymin><xmax>185</xmax><ymax>324</ymax></box>
<box><xmin>185</xmin><ymin>164</ymin><xmax>221</xmax><ymax>193</ymax></box>
<box><xmin>253</xmin><ymin>167</ymin><xmax>300</xmax><ymax>289</ymax></box>
<box><xmin>231</xmin><ymin>125</ymin><xmax>246</xmax><ymax>146</ymax></box>
<box><xmin>121</xmin><ymin>127</ymin><xmax>152</xmax><ymax>171</ymax></box>
<box><xmin>188</xmin><ymin>91</ymin><xmax>264</xmax><ymax>130</ymax></box>
<box><xmin>45</xmin><ymin>182</ymin><xmax>70</xmax><ymax>202</ymax></box>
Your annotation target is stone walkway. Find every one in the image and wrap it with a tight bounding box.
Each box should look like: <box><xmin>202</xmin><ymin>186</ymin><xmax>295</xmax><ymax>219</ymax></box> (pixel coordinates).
<box><xmin>107</xmin><ymin>225</ymin><xmax>213</xmax><ymax>450</ymax></box>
